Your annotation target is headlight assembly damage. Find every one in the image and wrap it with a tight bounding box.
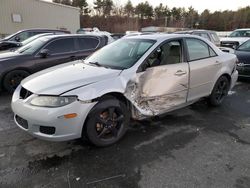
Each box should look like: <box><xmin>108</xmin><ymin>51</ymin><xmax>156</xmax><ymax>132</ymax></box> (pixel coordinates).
<box><xmin>30</xmin><ymin>96</ymin><xmax>77</xmax><ymax>107</ymax></box>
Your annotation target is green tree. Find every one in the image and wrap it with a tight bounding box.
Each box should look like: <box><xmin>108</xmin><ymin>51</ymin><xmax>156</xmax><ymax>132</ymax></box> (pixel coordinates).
<box><xmin>93</xmin><ymin>0</ymin><xmax>113</xmax><ymax>16</ymax></box>
<box><xmin>93</xmin><ymin>0</ymin><xmax>103</xmax><ymax>15</ymax></box>
<box><xmin>135</xmin><ymin>1</ymin><xmax>153</xmax><ymax>19</ymax></box>
<box><xmin>103</xmin><ymin>0</ymin><xmax>114</xmax><ymax>16</ymax></box>
<box><xmin>52</xmin><ymin>0</ymin><xmax>61</xmax><ymax>3</ymax></box>
<box><xmin>124</xmin><ymin>0</ymin><xmax>134</xmax><ymax>17</ymax></box>
<box><xmin>185</xmin><ymin>6</ymin><xmax>199</xmax><ymax>28</ymax></box>
<box><xmin>171</xmin><ymin>7</ymin><xmax>183</xmax><ymax>21</ymax></box>
<box><xmin>60</xmin><ymin>0</ymin><xmax>71</xmax><ymax>6</ymax></box>
<box><xmin>199</xmin><ymin>9</ymin><xmax>210</xmax><ymax>29</ymax></box>
<box><xmin>72</xmin><ymin>0</ymin><xmax>90</xmax><ymax>15</ymax></box>
<box><xmin>154</xmin><ymin>3</ymin><xmax>166</xmax><ymax>19</ymax></box>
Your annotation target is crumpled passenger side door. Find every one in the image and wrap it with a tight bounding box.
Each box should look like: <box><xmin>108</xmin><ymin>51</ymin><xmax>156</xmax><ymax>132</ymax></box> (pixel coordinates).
<box><xmin>125</xmin><ymin>62</ymin><xmax>189</xmax><ymax>116</ymax></box>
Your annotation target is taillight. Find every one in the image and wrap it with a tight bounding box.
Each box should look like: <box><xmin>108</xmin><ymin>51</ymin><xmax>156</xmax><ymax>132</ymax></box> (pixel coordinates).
<box><xmin>233</xmin><ymin>58</ymin><xmax>238</xmax><ymax>73</ymax></box>
<box><xmin>236</xmin><ymin>58</ymin><xmax>239</xmax><ymax>65</ymax></box>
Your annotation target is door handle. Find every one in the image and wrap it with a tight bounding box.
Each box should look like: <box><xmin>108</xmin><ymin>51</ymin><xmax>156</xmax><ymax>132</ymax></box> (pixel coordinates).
<box><xmin>175</xmin><ymin>70</ymin><xmax>187</xmax><ymax>76</ymax></box>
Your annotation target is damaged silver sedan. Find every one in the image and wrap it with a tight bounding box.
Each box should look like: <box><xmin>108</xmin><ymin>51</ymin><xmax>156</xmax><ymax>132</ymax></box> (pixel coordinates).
<box><xmin>12</xmin><ymin>34</ymin><xmax>238</xmax><ymax>146</ymax></box>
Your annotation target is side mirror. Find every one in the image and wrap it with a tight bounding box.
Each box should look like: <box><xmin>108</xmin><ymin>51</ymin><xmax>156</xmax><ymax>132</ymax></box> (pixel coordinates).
<box><xmin>39</xmin><ymin>49</ymin><xmax>50</xmax><ymax>58</ymax></box>
<box><xmin>15</xmin><ymin>36</ymin><xmax>20</xmax><ymax>42</ymax></box>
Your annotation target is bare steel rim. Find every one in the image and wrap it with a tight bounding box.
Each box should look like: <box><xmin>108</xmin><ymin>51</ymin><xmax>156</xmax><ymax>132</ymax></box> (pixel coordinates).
<box><xmin>94</xmin><ymin>106</ymin><xmax>125</xmax><ymax>141</ymax></box>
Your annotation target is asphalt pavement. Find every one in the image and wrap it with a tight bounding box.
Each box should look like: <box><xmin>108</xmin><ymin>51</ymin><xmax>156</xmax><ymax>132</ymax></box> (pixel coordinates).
<box><xmin>0</xmin><ymin>81</ymin><xmax>250</xmax><ymax>188</ymax></box>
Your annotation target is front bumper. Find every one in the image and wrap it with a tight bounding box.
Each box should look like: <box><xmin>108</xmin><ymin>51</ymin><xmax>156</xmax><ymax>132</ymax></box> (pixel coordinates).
<box><xmin>220</xmin><ymin>41</ymin><xmax>239</xmax><ymax>49</ymax></box>
<box><xmin>11</xmin><ymin>85</ymin><xmax>96</xmax><ymax>141</ymax></box>
<box><xmin>237</xmin><ymin>65</ymin><xmax>250</xmax><ymax>78</ymax></box>
<box><xmin>230</xmin><ymin>70</ymin><xmax>238</xmax><ymax>89</ymax></box>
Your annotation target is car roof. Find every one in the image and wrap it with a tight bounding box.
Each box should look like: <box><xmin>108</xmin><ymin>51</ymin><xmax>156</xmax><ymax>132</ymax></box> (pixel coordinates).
<box><xmin>124</xmin><ymin>33</ymin><xmax>205</xmax><ymax>41</ymax></box>
<box><xmin>40</xmin><ymin>34</ymin><xmax>104</xmax><ymax>40</ymax></box>
<box><xmin>176</xmin><ymin>30</ymin><xmax>216</xmax><ymax>33</ymax></box>
<box><xmin>234</xmin><ymin>28</ymin><xmax>250</xmax><ymax>31</ymax></box>
<box><xmin>17</xmin><ymin>28</ymin><xmax>69</xmax><ymax>32</ymax></box>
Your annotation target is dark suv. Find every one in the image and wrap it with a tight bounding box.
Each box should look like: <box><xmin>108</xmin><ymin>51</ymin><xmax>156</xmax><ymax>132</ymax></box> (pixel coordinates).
<box><xmin>0</xmin><ymin>34</ymin><xmax>107</xmax><ymax>92</ymax></box>
<box><xmin>1</xmin><ymin>28</ymin><xmax>70</xmax><ymax>43</ymax></box>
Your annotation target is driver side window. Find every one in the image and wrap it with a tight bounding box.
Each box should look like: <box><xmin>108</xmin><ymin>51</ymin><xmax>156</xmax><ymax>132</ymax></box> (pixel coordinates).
<box><xmin>43</xmin><ymin>38</ymin><xmax>75</xmax><ymax>55</ymax></box>
<box><xmin>11</xmin><ymin>31</ymin><xmax>33</xmax><ymax>42</ymax></box>
<box><xmin>145</xmin><ymin>40</ymin><xmax>182</xmax><ymax>69</ymax></box>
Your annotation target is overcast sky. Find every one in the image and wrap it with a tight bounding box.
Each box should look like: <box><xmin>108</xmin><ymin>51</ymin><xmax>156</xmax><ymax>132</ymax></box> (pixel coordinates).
<box><xmin>86</xmin><ymin>0</ymin><xmax>250</xmax><ymax>13</ymax></box>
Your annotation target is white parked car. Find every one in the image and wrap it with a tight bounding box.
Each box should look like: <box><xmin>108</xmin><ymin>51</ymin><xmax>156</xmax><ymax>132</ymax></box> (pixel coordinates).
<box><xmin>12</xmin><ymin>34</ymin><xmax>238</xmax><ymax>146</ymax></box>
<box><xmin>220</xmin><ymin>28</ymin><xmax>250</xmax><ymax>49</ymax></box>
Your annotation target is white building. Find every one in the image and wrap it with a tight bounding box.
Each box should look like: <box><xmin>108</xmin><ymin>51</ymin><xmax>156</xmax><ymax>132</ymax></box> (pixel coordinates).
<box><xmin>0</xmin><ymin>0</ymin><xmax>80</xmax><ymax>37</ymax></box>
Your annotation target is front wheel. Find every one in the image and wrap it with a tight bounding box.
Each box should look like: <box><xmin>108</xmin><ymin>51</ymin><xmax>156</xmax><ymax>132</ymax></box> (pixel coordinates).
<box><xmin>208</xmin><ymin>76</ymin><xmax>230</xmax><ymax>106</ymax></box>
<box><xmin>83</xmin><ymin>97</ymin><xmax>130</xmax><ymax>147</ymax></box>
<box><xmin>3</xmin><ymin>70</ymin><xmax>30</xmax><ymax>93</ymax></box>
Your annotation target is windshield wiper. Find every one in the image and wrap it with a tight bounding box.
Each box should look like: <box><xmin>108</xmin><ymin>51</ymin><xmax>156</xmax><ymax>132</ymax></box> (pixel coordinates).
<box><xmin>88</xmin><ymin>61</ymin><xmax>111</xmax><ymax>69</ymax></box>
<box><xmin>84</xmin><ymin>60</ymin><xmax>123</xmax><ymax>70</ymax></box>
<box><xmin>88</xmin><ymin>61</ymin><xmax>103</xmax><ymax>67</ymax></box>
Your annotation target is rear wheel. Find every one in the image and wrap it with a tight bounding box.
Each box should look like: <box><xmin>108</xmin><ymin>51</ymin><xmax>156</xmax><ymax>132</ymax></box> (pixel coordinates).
<box><xmin>3</xmin><ymin>70</ymin><xmax>30</xmax><ymax>93</ymax></box>
<box><xmin>208</xmin><ymin>76</ymin><xmax>230</xmax><ymax>106</ymax></box>
<box><xmin>83</xmin><ymin>97</ymin><xmax>130</xmax><ymax>147</ymax></box>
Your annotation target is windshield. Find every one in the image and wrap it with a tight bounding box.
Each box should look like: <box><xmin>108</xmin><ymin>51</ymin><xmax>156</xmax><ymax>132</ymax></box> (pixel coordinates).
<box><xmin>2</xmin><ymin>33</ymin><xmax>17</xmax><ymax>40</ymax></box>
<box><xmin>85</xmin><ymin>38</ymin><xmax>156</xmax><ymax>70</ymax></box>
<box><xmin>229</xmin><ymin>30</ymin><xmax>250</xmax><ymax>37</ymax></box>
<box><xmin>16</xmin><ymin>37</ymin><xmax>50</xmax><ymax>55</ymax></box>
<box><xmin>238</xmin><ymin>40</ymin><xmax>250</xmax><ymax>51</ymax></box>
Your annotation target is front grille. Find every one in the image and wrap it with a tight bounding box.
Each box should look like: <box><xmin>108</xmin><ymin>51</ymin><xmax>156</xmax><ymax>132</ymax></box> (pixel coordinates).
<box><xmin>15</xmin><ymin>115</ymin><xmax>28</xmax><ymax>129</ymax></box>
<box><xmin>20</xmin><ymin>87</ymin><xmax>33</xmax><ymax>99</ymax></box>
<box><xmin>39</xmin><ymin>126</ymin><xmax>56</xmax><ymax>135</ymax></box>
<box><xmin>220</xmin><ymin>41</ymin><xmax>239</xmax><ymax>49</ymax></box>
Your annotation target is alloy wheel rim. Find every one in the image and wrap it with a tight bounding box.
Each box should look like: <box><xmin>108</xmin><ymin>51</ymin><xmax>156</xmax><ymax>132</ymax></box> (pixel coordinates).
<box><xmin>215</xmin><ymin>80</ymin><xmax>228</xmax><ymax>103</ymax></box>
<box><xmin>95</xmin><ymin>107</ymin><xmax>124</xmax><ymax>140</ymax></box>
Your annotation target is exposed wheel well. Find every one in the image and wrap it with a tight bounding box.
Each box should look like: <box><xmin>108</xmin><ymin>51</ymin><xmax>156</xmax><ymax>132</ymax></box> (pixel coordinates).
<box><xmin>220</xmin><ymin>73</ymin><xmax>231</xmax><ymax>84</ymax></box>
<box><xmin>209</xmin><ymin>73</ymin><xmax>232</xmax><ymax>96</ymax></box>
<box><xmin>99</xmin><ymin>92</ymin><xmax>132</xmax><ymax>110</ymax></box>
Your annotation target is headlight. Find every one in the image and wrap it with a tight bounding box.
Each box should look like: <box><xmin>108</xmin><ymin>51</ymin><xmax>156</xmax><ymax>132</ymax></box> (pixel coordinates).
<box><xmin>30</xmin><ymin>96</ymin><xmax>77</xmax><ymax>107</ymax></box>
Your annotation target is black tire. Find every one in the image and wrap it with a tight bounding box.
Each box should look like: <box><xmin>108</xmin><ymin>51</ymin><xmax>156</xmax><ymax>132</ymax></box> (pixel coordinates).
<box><xmin>3</xmin><ymin>70</ymin><xmax>30</xmax><ymax>93</ymax></box>
<box><xmin>208</xmin><ymin>76</ymin><xmax>230</xmax><ymax>106</ymax></box>
<box><xmin>83</xmin><ymin>97</ymin><xmax>130</xmax><ymax>147</ymax></box>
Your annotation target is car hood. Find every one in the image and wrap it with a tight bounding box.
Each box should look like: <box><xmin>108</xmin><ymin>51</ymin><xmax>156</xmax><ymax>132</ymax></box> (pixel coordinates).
<box><xmin>220</xmin><ymin>37</ymin><xmax>249</xmax><ymax>44</ymax></box>
<box><xmin>21</xmin><ymin>61</ymin><xmax>122</xmax><ymax>95</ymax></box>
<box><xmin>0</xmin><ymin>51</ymin><xmax>22</xmax><ymax>60</ymax></box>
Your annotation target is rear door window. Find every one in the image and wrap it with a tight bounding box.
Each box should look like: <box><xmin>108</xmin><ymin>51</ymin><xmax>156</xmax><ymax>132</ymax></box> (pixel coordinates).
<box><xmin>78</xmin><ymin>37</ymin><xmax>99</xmax><ymax>50</ymax></box>
<box><xmin>186</xmin><ymin>38</ymin><xmax>210</xmax><ymax>61</ymax></box>
<box><xmin>44</xmin><ymin>38</ymin><xmax>75</xmax><ymax>54</ymax></box>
